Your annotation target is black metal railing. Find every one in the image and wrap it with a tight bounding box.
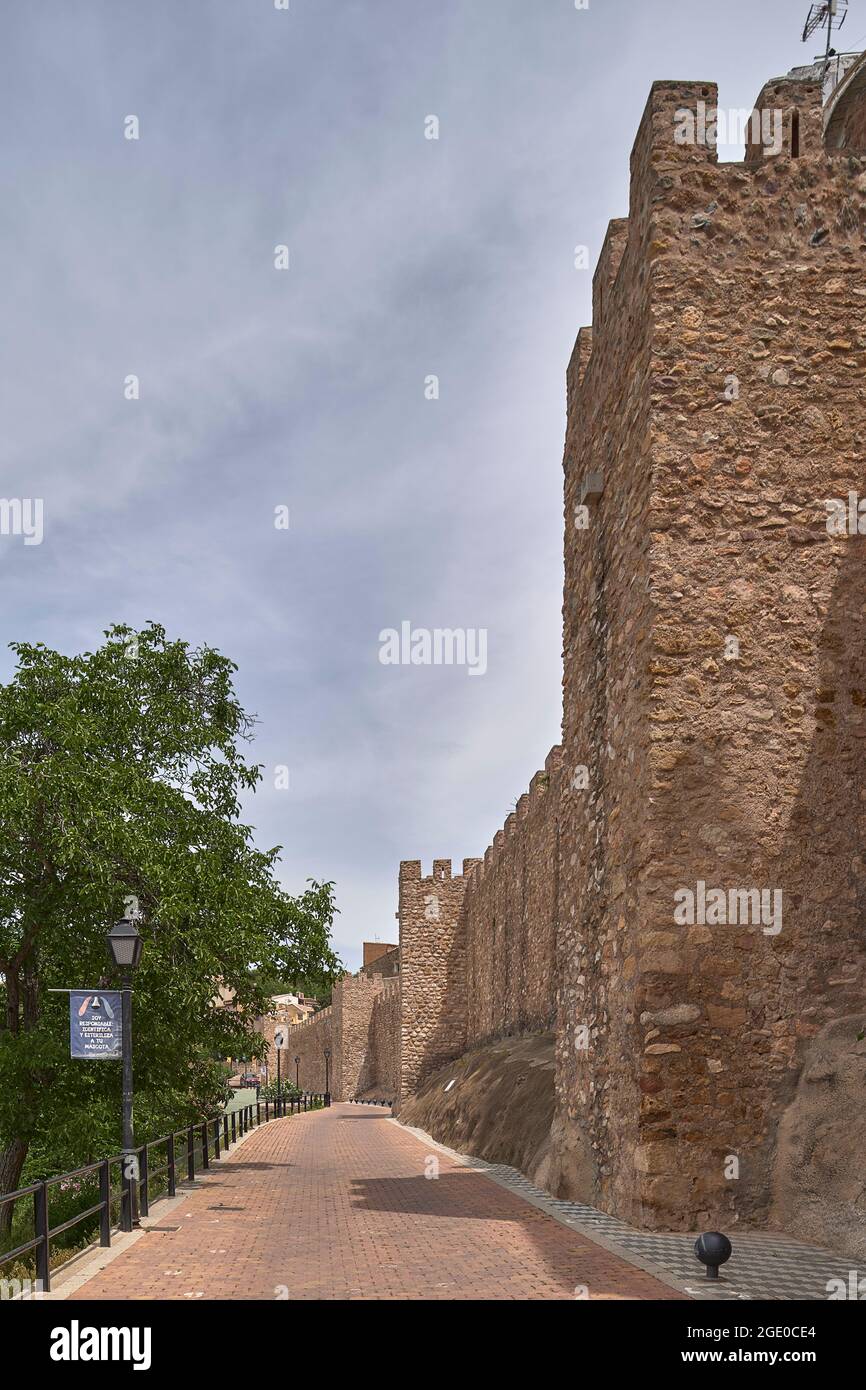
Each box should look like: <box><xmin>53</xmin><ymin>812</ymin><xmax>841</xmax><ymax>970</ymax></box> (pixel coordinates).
<box><xmin>0</xmin><ymin>1091</ymin><xmax>330</xmax><ymax>1293</ymax></box>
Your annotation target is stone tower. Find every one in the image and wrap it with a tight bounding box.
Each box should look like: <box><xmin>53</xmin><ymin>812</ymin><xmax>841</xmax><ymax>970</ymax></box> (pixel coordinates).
<box><xmin>394</xmin><ymin>56</ymin><xmax>866</xmax><ymax>1251</ymax></box>
<box><xmin>554</xmin><ymin>63</ymin><xmax>866</xmax><ymax>1232</ymax></box>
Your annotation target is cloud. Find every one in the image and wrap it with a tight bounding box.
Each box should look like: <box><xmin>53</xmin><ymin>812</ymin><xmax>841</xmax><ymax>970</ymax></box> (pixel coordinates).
<box><xmin>0</xmin><ymin>0</ymin><xmax>810</xmax><ymax>966</ymax></box>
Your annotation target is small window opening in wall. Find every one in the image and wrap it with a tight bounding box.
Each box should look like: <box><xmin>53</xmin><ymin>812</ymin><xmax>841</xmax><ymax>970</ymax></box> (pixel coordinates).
<box><xmin>791</xmin><ymin>110</ymin><xmax>800</xmax><ymax>158</ymax></box>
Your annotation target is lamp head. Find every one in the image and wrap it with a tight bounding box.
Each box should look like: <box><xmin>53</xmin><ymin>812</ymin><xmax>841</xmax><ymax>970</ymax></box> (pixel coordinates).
<box><xmin>107</xmin><ymin>918</ymin><xmax>143</xmax><ymax>971</ymax></box>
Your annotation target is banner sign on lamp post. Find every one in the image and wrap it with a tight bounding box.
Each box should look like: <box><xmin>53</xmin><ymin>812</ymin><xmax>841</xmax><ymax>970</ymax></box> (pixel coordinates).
<box><xmin>70</xmin><ymin>991</ymin><xmax>123</xmax><ymax>1059</ymax></box>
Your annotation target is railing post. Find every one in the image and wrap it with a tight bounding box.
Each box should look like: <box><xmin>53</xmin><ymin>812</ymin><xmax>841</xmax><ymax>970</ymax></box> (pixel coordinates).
<box><xmin>99</xmin><ymin>1160</ymin><xmax>111</xmax><ymax>1247</ymax></box>
<box><xmin>223</xmin><ymin>1114</ymin><xmax>229</xmax><ymax>1151</ymax></box>
<box><xmin>167</xmin><ymin>1134</ymin><xmax>176</xmax><ymax>1197</ymax></box>
<box><xmin>213</xmin><ymin>1118</ymin><xmax>221</xmax><ymax>1161</ymax></box>
<box><xmin>187</xmin><ymin>1124</ymin><xmax>196</xmax><ymax>1182</ymax></box>
<box><xmin>231</xmin><ymin>1110</ymin><xmax>237</xmax><ymax>1144</ymax></box>
<box><xmin>33</xmin><ymin>1181</ymin><xmax>50</xmax><ymax>1294</ymax></box>
<box><xmin>265</xmin><ymin>1099</ymin><xmax>270</xmax><ymax>1121</ymax></box>
<box><xmin>257</xmin><ymin>1101</ymin><xmax>261</xmax><ymax>1126</ymax></box>
<box><xmin>139</xmin><ymin>1146</ymin><xmax>149</xmax><ymax>1217</ymax></box>
<box><xmin>201</xmin><ymin>1121</ymin><xmax>209</xmax><ymax>1169</ymax></box>
<box><xmin>326</xmin><ymin>1092</ymin><xmax>331</xmax><ymax>1107</ymax></box>
<box><xmin>120</xmin><ymin>1162</ymin><xmax>131</xmax><ymax>1234</ymax></box>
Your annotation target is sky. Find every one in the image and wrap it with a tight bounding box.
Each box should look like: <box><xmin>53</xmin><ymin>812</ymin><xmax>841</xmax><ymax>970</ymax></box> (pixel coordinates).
<box><xmin>0</xmin><ymin>0</ymin><xmax>854</xmax><ymax>969</ymax></box>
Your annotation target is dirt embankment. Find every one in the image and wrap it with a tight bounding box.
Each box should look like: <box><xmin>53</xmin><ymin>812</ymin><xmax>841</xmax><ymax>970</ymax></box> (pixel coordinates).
<box><xmin>396</xmin><ymin>1033</ymin><xmax>556</xmax><ymax>1187</ymax></box>
<box><xmin>771</xmin><ymin>1013</ymin><xmax>866</xmax><ymax>1260</ymax></box>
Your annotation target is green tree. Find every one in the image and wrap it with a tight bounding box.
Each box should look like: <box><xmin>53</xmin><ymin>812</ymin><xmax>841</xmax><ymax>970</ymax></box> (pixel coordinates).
<box><xmin>255</xmin><ymin>879</ymin><xmax>343</xmax><ymax>1005</ymax></box>
<box><xmin>0</xmin><ymin>623</ymin><xmax>340</xmax><ymax>1227</ymax></box>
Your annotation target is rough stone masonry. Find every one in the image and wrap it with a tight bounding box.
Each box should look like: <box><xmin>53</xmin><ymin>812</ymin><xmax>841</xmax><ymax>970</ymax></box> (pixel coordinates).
<box><xmin>292</xmin><ymin>53</ymin><xmax>866</xmax><ymax>1253</ymax></box>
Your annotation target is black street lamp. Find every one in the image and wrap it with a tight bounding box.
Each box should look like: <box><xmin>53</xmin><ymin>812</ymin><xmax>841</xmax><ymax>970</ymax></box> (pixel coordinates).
<box><xmin>323</xmin><ymin>1046</ymin><xmax>331</xmax><ymax>1101</ymax></box>
<box><xmin>294</xmin><ymin>1054</ymin><xmax>300</xmax><ymax>1089</ymax></box>
<box><xmin>107</xmin><ymin>917</ymin><xmax>143</xmax><ymax>1232</ymax></box>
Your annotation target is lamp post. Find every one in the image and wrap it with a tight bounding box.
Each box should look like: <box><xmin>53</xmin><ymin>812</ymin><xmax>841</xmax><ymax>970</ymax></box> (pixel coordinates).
<box><xmin>323</xmin><ymin>1046</ymin><xmax>331</xmax><ymax>1102</ymax></box>
<box><xmin>107</xmin><ymin>916</ymin><xmax>143</xmax><ymax>1232</ymax></box>
<box><xmin>294</xmin><ymin>1055</ymin><xmax>300</xmax><ymax>1089</ymax></box>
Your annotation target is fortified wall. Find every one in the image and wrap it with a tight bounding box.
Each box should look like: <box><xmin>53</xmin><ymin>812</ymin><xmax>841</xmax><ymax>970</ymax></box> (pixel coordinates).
<box><xmin>298</xmin><ymin>54</ymin><xmax>866</xmax><ymax>1252</ymax></box>
<box><xmin>398</xmin><ymin>57</ymin><xmax>866</xmax><ymax>1248</ymax></box>
<box><xmin>290</xmin><ymin>954</ymin><xmax>400</xmax><ymax>1101</ymax></box>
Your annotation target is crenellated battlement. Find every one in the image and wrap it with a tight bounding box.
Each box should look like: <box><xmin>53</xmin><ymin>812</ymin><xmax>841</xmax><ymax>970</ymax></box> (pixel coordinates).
<box><xmin>399</xmin><ymin>857</ymin><xmax>475</xmax><ymax>884</ymax></box>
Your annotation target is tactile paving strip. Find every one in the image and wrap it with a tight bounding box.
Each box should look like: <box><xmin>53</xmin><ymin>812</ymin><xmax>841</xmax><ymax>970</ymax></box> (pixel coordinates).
<box><xmin>460</xmin><ymin>1157</ymin><xmax>859</xmax><ymax>1301</ymax></box>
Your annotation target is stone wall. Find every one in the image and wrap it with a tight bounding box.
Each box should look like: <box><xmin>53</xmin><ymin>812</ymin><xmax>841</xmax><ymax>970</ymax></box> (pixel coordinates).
<box><xmin>288</xmin><ymin>972</ymin><xmax>400</xmax><ymax>1101</ymax></box>
<box><xmin>366</xmin><ymin>977</ymin><xmax>400</xmax><ymax>1099</ymax></box>
<box><xmin>397</xmin><ymin>860</ymin><xmax>475</xmax><ymax>1104</ymax></box>
<box><xmin>550</xmin><ymin>90</ymin><xmax>664</xmax><ymax>1220</ymax></box>
<box><xmin>622</xmin><ymin>73</ymin><xmax>866</xmax><ymax>1231</ymax></box>
<box><xmin>339</xmin><ymin>973</ymin><xmax>386</xmax><ymax>1097</ymax></box>
<box><xmin>391</xmin><ymin>62</ymin><xmax>866</xmax><ymax>1249</ymax></box>
<box><xmin>291</xmin><ymin>1005</ymin><xmax>334</xmax><ymax>1096</ymax></box>
<box><xmin>464</xmin><ymin>749</ymin><xmax>561</xmax><ymax>1044</ymax></box>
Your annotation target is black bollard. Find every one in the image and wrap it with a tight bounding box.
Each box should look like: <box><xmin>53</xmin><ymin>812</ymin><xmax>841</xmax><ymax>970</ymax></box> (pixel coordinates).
<box><xmin>694</xmin><ymin>1232</ymin><xmax>733</xmax><ymax>1280</ymax></box>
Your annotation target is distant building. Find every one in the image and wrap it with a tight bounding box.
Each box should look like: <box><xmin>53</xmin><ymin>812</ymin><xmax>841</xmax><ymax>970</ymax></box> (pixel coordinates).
<box><xmin>361</xmin><ymin>942</ymin><xmax>399</xmax><ymax>978</ymax></box>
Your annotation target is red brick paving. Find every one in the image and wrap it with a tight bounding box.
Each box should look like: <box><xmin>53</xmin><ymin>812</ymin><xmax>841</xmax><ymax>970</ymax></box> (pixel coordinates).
<box><xmin>68</xmin><ymin>1104</ymin><xmax>684</xmax><ymax>1301</ymax></box>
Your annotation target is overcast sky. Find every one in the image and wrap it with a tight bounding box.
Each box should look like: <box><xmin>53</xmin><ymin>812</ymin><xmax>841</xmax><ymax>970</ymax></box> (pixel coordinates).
<box><xmin>0</xmin><ymin>1</ymin><xmax>850</xmax><ymax>968</ymax></box>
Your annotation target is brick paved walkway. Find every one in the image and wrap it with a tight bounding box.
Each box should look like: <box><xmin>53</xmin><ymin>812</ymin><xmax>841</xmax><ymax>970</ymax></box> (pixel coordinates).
<box><xmin>68</xmin><ymin>1104</ymin><xmax>684</xmax><ymax>1301</ymax></box>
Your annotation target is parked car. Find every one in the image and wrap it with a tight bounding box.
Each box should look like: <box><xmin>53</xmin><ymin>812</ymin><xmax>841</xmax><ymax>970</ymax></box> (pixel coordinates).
<box><xmin>237</xmin><ymin>1073</ymin><xmax>260</xmax><ymax>1088</ymax></box>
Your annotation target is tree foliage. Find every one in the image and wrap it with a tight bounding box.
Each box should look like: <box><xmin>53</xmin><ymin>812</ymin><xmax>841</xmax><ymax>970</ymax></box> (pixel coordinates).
<box><xmin>0</xmin><ymin>623</ymin><xmax>340</xmax><ymax>1210</ymax></box>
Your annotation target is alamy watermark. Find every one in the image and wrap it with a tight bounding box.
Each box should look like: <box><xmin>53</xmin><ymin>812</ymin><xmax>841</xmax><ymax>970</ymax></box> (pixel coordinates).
<box><xmin>674</xmin><ymin>102</ymin><xmax>783</xmax><ymax>157</ymax></box>
<box><xmin>0</xmin><ymin>498</ymin><xmax>43</xmax><ymax>545</ymax></box>
<box><xmin>379</xmin><ymin>622</ymin><xmax>487</xmax><ymax>677</ymax></box>
<box><xmin>826</xmin><ymin>492</ymin><xmax>866</xmax><ymax>536</ymax></box>
<box><xmin>674</xmin><ymin>881</ymin><xmax>782</xmax><ymax>936</ymax></box>
<box><xmin>826</xmin><ymin>1271</ymin><xmax>866</xmax><ymax>1300</ymax></box>
<box><xmin>50</xmin><ymin>1323</ymin><xmax>151</xmax><ymax>1370</ymax></box>
<box><xmin>1</xmin><ymin>1277</ymin><xmax>45</xmax><ymax>1300</ymax></box>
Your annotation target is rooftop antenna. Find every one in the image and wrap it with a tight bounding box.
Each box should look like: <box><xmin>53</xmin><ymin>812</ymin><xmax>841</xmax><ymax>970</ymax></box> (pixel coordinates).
<box><xmin>802</xmin><ymin>0</ymin><xmax>849</xmax><ymax>79</ymax></box>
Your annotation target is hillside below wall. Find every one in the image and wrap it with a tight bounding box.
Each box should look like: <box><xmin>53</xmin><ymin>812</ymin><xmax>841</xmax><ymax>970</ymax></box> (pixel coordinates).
<box><xmin>397</xmin><ymin>1034</ymin><xmax>556</xmax><ymax>1186</ymax></box>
